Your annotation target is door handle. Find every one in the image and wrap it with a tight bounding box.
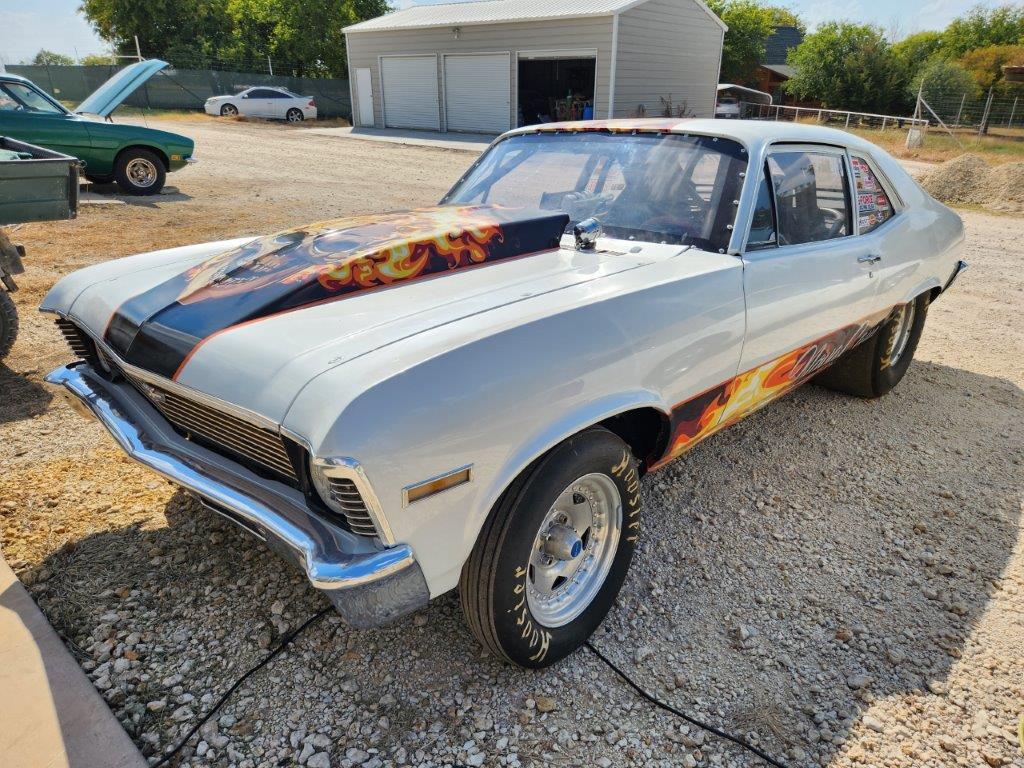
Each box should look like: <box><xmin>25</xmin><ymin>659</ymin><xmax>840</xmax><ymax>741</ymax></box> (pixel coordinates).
<box><xmin>858</xmin><ymin>255</ymin><xmax>881</xmax><ymax>264</ymax></box>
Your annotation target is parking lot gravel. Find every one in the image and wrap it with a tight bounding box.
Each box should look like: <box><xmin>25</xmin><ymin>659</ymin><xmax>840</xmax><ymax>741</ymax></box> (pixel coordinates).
<box><xmin>1</xmin><ymin>117</ymin><xmax>1021</xmax><ymax>768</ymax></box>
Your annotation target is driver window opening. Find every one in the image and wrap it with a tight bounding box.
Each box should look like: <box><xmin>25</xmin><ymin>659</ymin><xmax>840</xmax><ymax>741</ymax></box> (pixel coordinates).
<box><xmin>767</xmin><ymin>151</ymin><xmax>851</xmax><ymax>246</ymax></box>
<box><xmin>0</xmin><ymin>83</ymin><xmax>64</xmax><ymax>114</ymax></box>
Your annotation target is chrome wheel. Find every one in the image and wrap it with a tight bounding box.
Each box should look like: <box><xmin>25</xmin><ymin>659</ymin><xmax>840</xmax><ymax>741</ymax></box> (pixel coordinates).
<box><xmin>125</xmin><ymin>157</ymin><xmax>158</xmax><ymax>189</ymax></box>
<box><xmin>887</xmin><ymin>301</ymin><xmax>917</xmax><ymax>366</ymax></box>
<box><xmin>221</xmin><ymin>104</ymin><xmax>238</xmax><ymax>116</ymax></box>
<box><xmin>286</xmin><ymin>109</ymin><xmax>304</xmax><ymax>122</ymax></box>
<box><xmin>526</xmin><ymin>472</ymin><xmax>622</xmax><ymax>627</ymax></box>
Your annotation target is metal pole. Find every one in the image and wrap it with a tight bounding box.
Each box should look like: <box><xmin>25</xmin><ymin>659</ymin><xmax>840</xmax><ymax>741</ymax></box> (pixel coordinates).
<box><xmin>1009</xmin><ymin>96</ymin><xmax>1018</xmax><ymax>128</ymax></box>
<box><xmin>979</xmin><ymin>88</ymin><xmax>993</xmax><ymax>136</ymax></box>
<box><xmin>845</xmin><ymin>111</ymin><xmax>851</xmax><ymax>128</ymax></box>
<box><xmin>954</xmin><ymin>93</ymin><xmax>965</xmax><ymax>129</ymax></box>
<box><xmin>134</xmin><ymin>35</ymin><xmax>142</xmax><ymax>62</ymax></box>
<box><xmin>267</xmin><ymin>56</ymin><xmax>273</xmax><ymax>76</ymax></box>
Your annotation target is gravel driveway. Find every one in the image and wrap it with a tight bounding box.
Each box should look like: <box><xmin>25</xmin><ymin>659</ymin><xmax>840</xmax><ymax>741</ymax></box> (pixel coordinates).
<box><xmin>1</xmin><ymin>117</ymin><xmax>1021</xmax><ymax>768</ymax></box>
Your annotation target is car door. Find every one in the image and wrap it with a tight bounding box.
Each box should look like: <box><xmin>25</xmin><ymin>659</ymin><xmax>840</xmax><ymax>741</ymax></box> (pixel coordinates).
<box><xmin>237</xmin><ymin>89</ymin><xmax>264</xmax><ymax>117</ymax></box>
<box><xmin>737</xmin><ymin>144</ymin><xmax>881</xmax><ymax>377</ymax></box>
<box><xmin>264</xmin><ymin>89</ymin><xmax>290</xmax><ymax>118</ymax></box>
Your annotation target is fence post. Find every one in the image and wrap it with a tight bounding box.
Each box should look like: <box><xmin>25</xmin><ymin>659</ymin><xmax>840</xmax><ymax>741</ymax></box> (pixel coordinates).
<box><xmin>267</xmin><ymin>56</ymin><xmax>273</xmax><ymax>76</ymax></box>
<box><xmin>979</xmin><ymin>88</ymin><xmax>994</xmax><ymax>136</ymax></box>
<box><xmin>845</xmin><ymin>111</ymin><xmax>851</xmax><ymax>128</ymax></box>
<box><xmin>1009</xmin><ymin>97</ymin><xmax>1018</xmax><ymax>128</ymax></box>
<box><xmin>881</xmin><ymin>116</ymin><xmax>886</xmax><ymax>131</ymax></box>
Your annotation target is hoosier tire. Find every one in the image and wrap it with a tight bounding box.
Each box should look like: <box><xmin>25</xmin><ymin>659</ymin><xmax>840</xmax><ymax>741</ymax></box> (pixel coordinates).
<box><xmin>459</xmin><ymin>427</ymin><xmax>641</xmax><ymax>668</ymax></box>
<box><xmin>0</xmin><ymin>290</ymin><xmax>18</xmax><ymax>360</ymax></box>
<box><xmin>815</xmin><ymin>293</ymin><xmax>929</xmax><ymax>398</ymax></box>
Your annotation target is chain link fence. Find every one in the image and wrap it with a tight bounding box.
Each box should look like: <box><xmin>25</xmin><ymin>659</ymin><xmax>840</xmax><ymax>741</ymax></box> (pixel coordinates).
<box><xmin>917</xmin><ymin>88</ymin><xmax>1021</xmax><ymax>132</ymax></box>
<box><xmin>6</xmin><ymin>64</ymin><xmax>351</xmax><ymax>120</ymax></box>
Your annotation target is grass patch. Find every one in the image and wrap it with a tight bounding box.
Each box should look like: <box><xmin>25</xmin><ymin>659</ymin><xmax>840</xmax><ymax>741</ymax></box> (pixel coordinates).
<box><xmin>841</xmin><ymin>126</ymin><xmax>1024</xmax><ymax>164</ymax></box>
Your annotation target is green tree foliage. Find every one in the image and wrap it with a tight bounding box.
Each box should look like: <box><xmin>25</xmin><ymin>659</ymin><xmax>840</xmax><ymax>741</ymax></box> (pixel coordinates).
<box><xmin>958</xmin><ymin>44</ymin><xmax>1024</xmax><ymax>92</ymax></box>
<box><xmin>766</xmin><ymin>6</ymin><xmax>805</xmax><ymax>33</ymax></box>
<box><xmin>80</xmin><ymin>0</ymin><xmax>388</xmax><ymax>77</ymax></box>
<box><xmin>910</xmin><ymin>57</ymin><xmax>979</xmax><ymax>104</ymax></box>
<box><xmin>706</xmin><ymin>0</ymin><xmax>775</xmax><ymax>83</ymax></box>
<box><xmin>891</xmin><ymin>30</ymin><xmax>946</xmax><ymax>71</ymax></box>
<box><xmin>32</xmin><ymin>49</ymin><xmax>75</xmax><ymax>66</ymax></box>
<box><xmin>79</xmin><ymin>53</ymin><xmax>117</xmax><ymax>65</ymax></box>
<box><xmin>942</xmin><ymin>4</ymin><xmax>1024</xmax><ymax>58</ymax></box>
<box><xmin>785</xmin><ymin>23</ymin><xmax>905</xmax><ymax>112</ymax></box>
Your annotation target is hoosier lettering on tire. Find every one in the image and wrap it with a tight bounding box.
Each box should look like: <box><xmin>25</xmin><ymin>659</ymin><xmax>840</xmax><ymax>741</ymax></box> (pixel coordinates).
<box><xmin>459</xmin><ymin>428</ymin><xmax>641</xmax><ymax>668</ymax></box>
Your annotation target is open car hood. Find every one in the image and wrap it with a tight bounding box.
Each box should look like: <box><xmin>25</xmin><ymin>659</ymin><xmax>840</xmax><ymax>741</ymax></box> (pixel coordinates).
<box><xmin>75</xmin><ymin>59</ymin><xmax>169</xmax><ymax>118</ymax></box>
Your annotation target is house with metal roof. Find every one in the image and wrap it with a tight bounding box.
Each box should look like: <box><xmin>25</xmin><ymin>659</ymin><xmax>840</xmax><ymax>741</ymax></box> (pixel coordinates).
<box><xmin>343</xmin><ymin>0</ymin><xmax>726</xmax><ymax>133</ymax></box>
<box><xmin>753</xmin><ymin>25</ymin><xmax>803</xmax><ymax>103</ymax></box>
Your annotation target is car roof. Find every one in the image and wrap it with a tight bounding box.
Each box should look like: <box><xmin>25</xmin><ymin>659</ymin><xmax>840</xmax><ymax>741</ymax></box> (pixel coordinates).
<box><xmin>0</xmin><ymin>74</ymin><xmax>36</xmax><ymax>86</ymax></box>
<box><xmin>502</xmin><ymin>118</ymin><xmax>885</xmax><ymax>158</ymax></box>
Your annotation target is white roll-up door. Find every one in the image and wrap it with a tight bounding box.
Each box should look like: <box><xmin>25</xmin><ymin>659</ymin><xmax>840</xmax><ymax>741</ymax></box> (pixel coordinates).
<box><xmin>443</xmin><ymin>53</ymin><xmax>511</xmax><ymax>134</ymax></box>
<box><xmin>381</xmin><ymin>55</ymin><xmax>440</xmax><ymax>130</ymax></box>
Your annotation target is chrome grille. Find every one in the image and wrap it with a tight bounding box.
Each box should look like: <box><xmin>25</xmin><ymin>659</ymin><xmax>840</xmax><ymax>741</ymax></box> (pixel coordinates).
<box><xmin>326</xmin><ymin>478</ymin><xmax>377</xmax><ymax>537</ymax></box>
<box><xmin>56</xmin><ymin>318</ymin><xmax>94</xmax><ymax>361</ymax></box>
<box><xmin>121</xmin><ymin>371</ymin><xmax>297</xmax><ymax>482</ymax></box>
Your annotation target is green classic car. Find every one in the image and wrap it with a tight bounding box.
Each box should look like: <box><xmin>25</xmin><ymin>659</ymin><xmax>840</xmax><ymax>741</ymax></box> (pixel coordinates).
<box><xmin>0</xmin><ymin>60</ymin><xmax>194</xmax><ymax>195</ymax></box>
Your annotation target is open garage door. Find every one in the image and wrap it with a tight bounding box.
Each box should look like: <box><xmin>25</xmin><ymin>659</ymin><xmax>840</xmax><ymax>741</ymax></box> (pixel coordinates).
<box><xmin>443</xmin><ymin>53</ymin><xmax>511</xmax><ymax>134</ymax></box>
<box><xmin>381</xmin><ymin>55</ymin><xmax>440</xmax><ymax>130</ymax></box>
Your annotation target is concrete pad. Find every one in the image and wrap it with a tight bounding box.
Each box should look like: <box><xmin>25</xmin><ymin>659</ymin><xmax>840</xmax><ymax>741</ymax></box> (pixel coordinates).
<box><xmin>0</xmin><ymin>557</ymin><xmax>146</xmax><ymax>768</ymax></box>
<box><xmin>305</xmin><ymin>126</ymin><xmax>492</xmax><ymax>153</ymax></box>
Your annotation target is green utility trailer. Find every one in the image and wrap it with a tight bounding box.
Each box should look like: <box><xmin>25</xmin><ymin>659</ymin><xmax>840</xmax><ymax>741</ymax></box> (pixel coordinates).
<box><xmin>0</xmin><ymin>136</ymin><xmax>81</xmax><ymax>360</ymax></box>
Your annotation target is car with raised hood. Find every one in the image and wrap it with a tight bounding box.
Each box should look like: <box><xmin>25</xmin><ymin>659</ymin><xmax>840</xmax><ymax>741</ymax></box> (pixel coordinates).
<box><xmin>42</xmin><ymin>119</ymin><xmax>966</xmax><ymax>667</ymax></box>
<box><xmin>204</xmin><ymin>87</ymin><xmax>317</xmax><ymax>122</ymax></box>
<box><xmin>0</xmin><ymin>60</ymin><xmax>194</xmax><ymax>195</ymax></box>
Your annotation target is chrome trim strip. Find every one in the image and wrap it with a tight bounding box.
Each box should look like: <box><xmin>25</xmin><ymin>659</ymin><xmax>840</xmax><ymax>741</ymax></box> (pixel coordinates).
<box><xmin>942</xmin><ymin>259</ymin><xmax>968</xmax><ymax>293</ymax></box>
<box><xmin>402</xmin><ymin>464</ymin><xmax>474</xmax><ymax>507</ymax></box>
<box><xmin>313</xmin><ymin>456</ymin><xmax>395</xmax><ymax>546</ymax></box>
<box><xmin>57</xmin><ymin>311</ymin><xmax>281</xmax><ymax>433</ymax></box>
<box><xmin>43</xmin><ymin>363</ymin><xmax>413</xmax><ymax>592</ymax></box>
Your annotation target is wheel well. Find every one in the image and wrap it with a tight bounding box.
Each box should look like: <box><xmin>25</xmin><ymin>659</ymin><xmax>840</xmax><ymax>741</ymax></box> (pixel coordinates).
<box><xmin>599</xmin><ymin>407</ymin><xmax>671</xmax><ymax>474</ymax></box>
<box><xmin>116</xmin><ymin>145</ymin><xmax>169</xmax><ymax>171</ymax></box>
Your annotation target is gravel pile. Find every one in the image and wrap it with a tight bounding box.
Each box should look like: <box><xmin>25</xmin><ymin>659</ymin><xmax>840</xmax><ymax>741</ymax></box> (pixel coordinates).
<box><xmin>920</xmin><ymin>154</ymin><xmax>1024</xmax><ymax>212</ymax></box>
<box><xmin>1</xmin><ymin>120</ymin><xmax>1022</xmax><ymax>768</ymax></box>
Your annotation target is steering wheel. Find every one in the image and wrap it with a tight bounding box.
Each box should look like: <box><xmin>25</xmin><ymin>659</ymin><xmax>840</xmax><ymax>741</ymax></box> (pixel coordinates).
<box><xmin>822</xmin><ymin>208</ymin><xmax>847</xmax><ymax>238</ymax></box>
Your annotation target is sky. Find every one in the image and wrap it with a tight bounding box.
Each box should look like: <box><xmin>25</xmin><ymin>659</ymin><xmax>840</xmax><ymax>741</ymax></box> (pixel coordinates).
<box><xmin>0</xmin><ymin>0</ymin><xmax>994</xmax><ymax>64</ymax></box>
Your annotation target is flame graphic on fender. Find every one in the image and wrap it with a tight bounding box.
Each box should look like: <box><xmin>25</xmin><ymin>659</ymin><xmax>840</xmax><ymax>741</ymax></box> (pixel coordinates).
<box><xmin>652</xmin><ymin>309</ymin><xmax>890</xmax><ymax>468</ymax></box>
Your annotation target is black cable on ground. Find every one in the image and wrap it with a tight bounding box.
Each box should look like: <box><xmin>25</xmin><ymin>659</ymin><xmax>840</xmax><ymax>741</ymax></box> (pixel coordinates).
<box><xmin>584</xmin><ymin>641</ymin><xmax>790</xmax><ymax>768</ymax></box>
<box><xmin>151</xmin><ymin>607</ymin><xmax>331</xmax><ymax>768</ymax></box>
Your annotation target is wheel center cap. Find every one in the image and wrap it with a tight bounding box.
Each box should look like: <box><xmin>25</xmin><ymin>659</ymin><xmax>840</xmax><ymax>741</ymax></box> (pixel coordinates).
<box><xmin>543</xmin><ymin>524</ymin><xmax>583</xmax><ymax>561</ymax></box>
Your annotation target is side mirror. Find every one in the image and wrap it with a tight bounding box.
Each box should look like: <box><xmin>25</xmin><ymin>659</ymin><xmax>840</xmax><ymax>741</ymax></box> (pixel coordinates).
<box><xmin>574</xmin><ymin>218</ymin><xmax>601</xmax><ymax>251</ymax></box>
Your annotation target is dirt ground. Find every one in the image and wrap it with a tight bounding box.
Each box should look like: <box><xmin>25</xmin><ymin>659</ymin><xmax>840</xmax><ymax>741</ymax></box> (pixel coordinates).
<box><xmin>1</xmin><ymin>116</ymin><xmax>1022</xmax><ymax>768</ymax></box>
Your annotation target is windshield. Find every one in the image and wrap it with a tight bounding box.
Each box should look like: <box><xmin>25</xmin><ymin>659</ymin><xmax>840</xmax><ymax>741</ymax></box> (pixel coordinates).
<box><xmin>0</xmin><ymin>81</ymin><xmax>67</xmax><ymax>115</ymax></box>
<box><xmin>443</xmin><ymin>131</ymin><xmax>747</xmax><ymax>251</ymax></box>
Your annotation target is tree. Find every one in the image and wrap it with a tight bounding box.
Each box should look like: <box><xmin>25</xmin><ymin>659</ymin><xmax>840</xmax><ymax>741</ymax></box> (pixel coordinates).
<box><xmin>766</xmin><ymin>6</ymin><xmax>805</xmax><ymax>33</ymax></box>
<box><xmin>942</xmin><ymin>4</ymin><xmax>1024</xmax><ymax>58</ymax></box>
<box><xmin>706</xmin><ymin>0</ymin><xmax>775</xmax><ymax>83</ymax></box>
<box><xmin>958</xmin><ymin>44</ymin><xmax>1024</xmax><ymax>92</ymax></box>
<box><xmin>785</xmin><ymin>23</ymin><xmax>906</xmax><ymax>113</ymax></box>
<box><xmin>32</xmin><ymin>49</ymin><xmax>75</xmax><ymax>66</ymax></box>
<box><xmin>910</xmin><ymin>58</ymin><xmax>979</xmax><ymax>105</ymax></box>
<box><xmin>80</xmin><ymin>53</ymin><xmax>117</xmax><ymax>65</ymax></box>
<box><xmin>891</xmin><ymin>30</ymin><xmax>946</xmax><ymax>72</ymax></box>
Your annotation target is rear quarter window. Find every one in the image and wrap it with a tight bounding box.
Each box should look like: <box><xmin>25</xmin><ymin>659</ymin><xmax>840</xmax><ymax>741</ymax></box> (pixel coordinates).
<box><xmin>851</xmin><ymin>156</ymin><xmax>895</xmax><ymax>233</ymax></box>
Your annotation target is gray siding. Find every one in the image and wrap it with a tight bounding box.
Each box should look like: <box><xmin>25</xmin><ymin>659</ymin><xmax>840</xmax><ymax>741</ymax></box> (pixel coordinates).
<box><xmin>613</xmin><ymin>0</ymin><xmax>723</xmax><ymax>119</ymax></box>
<box><xmin>346</xmin><ymin>17</ymin><xmax>614</xmax><ymax>131</ymax></box>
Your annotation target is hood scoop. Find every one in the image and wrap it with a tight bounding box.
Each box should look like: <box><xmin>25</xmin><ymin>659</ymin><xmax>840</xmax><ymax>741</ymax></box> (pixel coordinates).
<box><xmin>103</xmin><ymin>204</ymin><xmax>569</xmax><ymax>379</ymax></box>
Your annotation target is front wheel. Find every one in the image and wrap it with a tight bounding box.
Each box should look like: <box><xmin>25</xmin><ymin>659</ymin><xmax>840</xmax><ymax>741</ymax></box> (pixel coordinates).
<box><xmin>459</xmin><ymin>428</ymin><xmax>641</xmax><ymax>668</ymax></box>
<box><xmin>114</xmin><ymin>148</ymin><xmax>166</xmax><ymax>195</ymax></box>
<box><xmin>815</xmin><ymin>293</ymin><xmax>929</xmax><ymax>398</ymax></box>
<box><xmin>220</xmin><ymin>103</ymin><xmax>238</xmax><ymax>116</ymax></box>
<box><xmin>286</xmin><ymin>108</ymin><xmax>304</xmax><ymax>123</ymax></box>
<box><xmin>0</xmin><ymin>290</ymin><xmax>18</xmax><ymax>360</ymax></box>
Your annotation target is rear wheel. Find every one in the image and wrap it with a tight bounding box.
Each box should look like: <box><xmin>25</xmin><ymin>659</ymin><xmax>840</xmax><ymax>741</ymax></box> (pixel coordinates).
<box><xmin>286</xmin><ymin>108</ymin><xmax>304</xmax><ymax>123</ymax></box>
<box><xmin>459</xmin><ymin>428</ymin><xmax>641</xmax><ymax>668</ymax></box>
<box><xmin>114</xmin><ymin>148</ymin><xmax>166</xmax><ymax>196</ymax></box>
<box><xmin>0</xmin><ymin>290</ymin><xmax>18</xmax><ymax>360</ymax></box>
<box><xmin>815</xmin><ymin>293</ymin><xmax>929</xmax><ymax>398</ymax></box>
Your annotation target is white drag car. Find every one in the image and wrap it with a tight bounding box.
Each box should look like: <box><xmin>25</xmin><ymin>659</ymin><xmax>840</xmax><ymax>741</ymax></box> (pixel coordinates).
<box><xmin>204</xmin><ymin>87</ymin><xmax>316</xmax><ymax>122</ymax></box>
<box><xmin>43</xmin><ymin>119</ymin><xmax>966</xmax><ymax>667</ymax></box>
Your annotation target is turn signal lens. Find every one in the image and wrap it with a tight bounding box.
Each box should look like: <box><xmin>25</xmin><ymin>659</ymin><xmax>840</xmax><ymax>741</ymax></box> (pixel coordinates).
<box><xmin>403</xmin><ymin>465</ymin><xmax>472</xmax><ymax>506</ymax></box>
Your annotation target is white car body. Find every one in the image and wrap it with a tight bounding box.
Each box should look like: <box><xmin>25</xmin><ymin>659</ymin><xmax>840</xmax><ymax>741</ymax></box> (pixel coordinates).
<box><xmin>204</xmin><ymin>87</ymin><xmax>317</xmax><ymax>121</ymax></box>
<box><xmin>42</xmin><ymin>119</ymin><xmax>965</xmax><ymax>629</ymax></box>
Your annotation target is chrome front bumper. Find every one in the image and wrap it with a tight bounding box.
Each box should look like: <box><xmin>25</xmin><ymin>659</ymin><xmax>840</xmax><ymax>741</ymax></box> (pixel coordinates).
<box><xmin>44</xmin><ymin>363</ymin><xmax>429</xmax><ymax>628</ymax></box>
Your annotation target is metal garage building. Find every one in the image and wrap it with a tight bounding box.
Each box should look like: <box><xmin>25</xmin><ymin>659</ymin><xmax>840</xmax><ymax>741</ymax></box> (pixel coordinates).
<box><xmin>343</xmin><ymin>0</ymin><xmax>726</xmax><ymax>134</ymax></box>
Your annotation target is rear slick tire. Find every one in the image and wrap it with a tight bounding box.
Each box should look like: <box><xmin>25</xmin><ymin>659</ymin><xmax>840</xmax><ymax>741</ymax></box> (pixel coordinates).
<box><xmin>0</xmin><ymin>290</ymin><xmax>18</xmax><ymax>360</ymax></box>
<box><xmin>459</xmin><ymin>427</ymin><xmax>641</xmax><ymax>668</ymax></box>
<box><xmin>815</xmin><ymin>293</ymin><xmax>929</xmax><ymax>398</ymax></box>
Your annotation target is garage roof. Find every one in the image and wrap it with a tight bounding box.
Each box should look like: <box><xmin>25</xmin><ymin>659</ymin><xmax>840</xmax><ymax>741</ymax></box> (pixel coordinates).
<box><xmin>344</xmin><ymin>0</ymin><xmax>726</xmax><ymax>33</ymax></box>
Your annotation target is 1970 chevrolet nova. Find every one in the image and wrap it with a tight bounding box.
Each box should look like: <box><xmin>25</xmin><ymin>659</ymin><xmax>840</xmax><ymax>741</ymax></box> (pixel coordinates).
<box><xmin>42</xmin><ymin>120</ymin><xmax>966</xmax><ymax>667</ymax></box>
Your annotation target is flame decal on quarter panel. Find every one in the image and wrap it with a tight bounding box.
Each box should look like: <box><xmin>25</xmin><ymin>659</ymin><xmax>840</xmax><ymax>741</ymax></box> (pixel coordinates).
<box><xmin>103</xmin><ymin>205</ymin><xmax>568</xmax><ymax>380</ymax></box>
<box><xmin>650</xmin><ymin>308</ymin><xmax>892</xmax><ymax>469</ymax></box>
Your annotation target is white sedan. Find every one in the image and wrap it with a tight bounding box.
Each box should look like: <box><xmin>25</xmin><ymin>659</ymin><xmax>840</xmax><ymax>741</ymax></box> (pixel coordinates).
<box><xmin>204</xmin><ymin>87</ymin><xmax>316</xmax><ymax>122</ymax></box>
